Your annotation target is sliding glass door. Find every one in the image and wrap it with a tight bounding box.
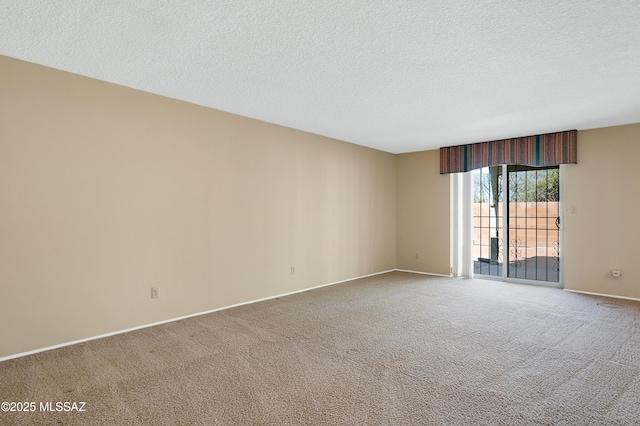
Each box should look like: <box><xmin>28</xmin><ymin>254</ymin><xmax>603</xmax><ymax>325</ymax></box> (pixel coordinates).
<box><xmin>472</xmin><ymin>164</ymin><xmax>561</xmax><ymax>285</ymax></box>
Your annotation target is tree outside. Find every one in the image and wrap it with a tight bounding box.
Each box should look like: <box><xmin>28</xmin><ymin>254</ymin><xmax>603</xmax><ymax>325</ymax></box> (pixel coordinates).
<box><xmin>474</xmin><ymin>166</ymin><xmax>559</xmax><ymax>203</ymax></box>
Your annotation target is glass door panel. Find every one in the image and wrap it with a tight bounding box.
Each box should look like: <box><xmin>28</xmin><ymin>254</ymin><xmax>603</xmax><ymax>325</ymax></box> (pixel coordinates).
<box><xmin>507</xmin><ymin>165</ymin><xmax>560</xmax><ymax>283</ymax></box>
<box><xmin>472</xmin><ymin>166</ymin><xmax>503</xmax><ymax>278</ymax></box>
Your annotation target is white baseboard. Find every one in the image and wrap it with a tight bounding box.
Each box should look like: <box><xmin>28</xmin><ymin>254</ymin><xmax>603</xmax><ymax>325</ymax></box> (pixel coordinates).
<box><xmin>0</xmin><ymin>269</ymin><xmax>396</xmax><ymax>363</ymax></box>
<box><xmin>12</xmin><ymin>271</ymin><xmax>635</xmax><ymax>363</ymax></box>
<box><xmin>564</xmin><ymin>289</ymin><xmax>640</xmax><ymax>303</ymax></box>
<box><xmin>394</xmin><ymin>269</ymin><xmax>453</xmax><ymax>278</ymax></box>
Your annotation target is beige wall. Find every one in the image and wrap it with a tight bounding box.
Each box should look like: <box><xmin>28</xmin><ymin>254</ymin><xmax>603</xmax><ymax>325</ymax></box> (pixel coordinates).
<box><xmin>394</xmin><ymin>123</ymin><xmax>640</xmax><ymax>296</ymax></box>
<box><xmin>564</xmin><ymin>124</ymin><xmax>640</xmax><ymax>299</ymax></box>
<box><xmin>3</xmin><ymin>53</ymin><xmax>637</xmax><ymax>360</ymax></box>
<box><xmin>396</xmin><ymin>150</ymin><xmax>451</xmax><ymax>275</ymax></box>
<box><xmin>0</xmin><ymin>56</ymin><xmax>396</xmax><ymax>358</ymax></box>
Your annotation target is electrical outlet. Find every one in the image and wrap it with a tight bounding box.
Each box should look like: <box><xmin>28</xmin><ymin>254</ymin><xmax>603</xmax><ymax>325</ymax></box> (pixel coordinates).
<box><xmin>151</xmin><ymin>287</ymin><xmax>159</xmax><ymax>299</ymax></box>
<box><xmin>415</xmin><ymin>253</ymin><xmax>419</xmax><ymax>259</ymax></box>
<box><xmin>290</xmin><ymin>267</ymin><xmax>295</xmax><ymax>275</ymax></box>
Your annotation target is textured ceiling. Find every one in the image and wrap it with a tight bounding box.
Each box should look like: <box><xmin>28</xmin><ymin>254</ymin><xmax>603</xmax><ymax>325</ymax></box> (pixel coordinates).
<box><xmin>2</xmin><ymin>1</ymin><xmax>640</xmax><ymax>153</ymax></box>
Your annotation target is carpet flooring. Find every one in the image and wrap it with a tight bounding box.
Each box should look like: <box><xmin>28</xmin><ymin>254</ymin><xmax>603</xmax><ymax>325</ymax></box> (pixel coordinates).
<box><xmin>1</xmin><ymin>272</ymin><xmax>639</xmax><ymax>425</ymax></box>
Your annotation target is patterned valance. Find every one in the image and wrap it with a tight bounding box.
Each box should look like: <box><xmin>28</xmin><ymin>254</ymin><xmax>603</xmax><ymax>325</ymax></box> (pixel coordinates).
<box><xmin>439</xmin><ymin>130</ymin><xmax>577</xmax><ymax>174</ymax></box>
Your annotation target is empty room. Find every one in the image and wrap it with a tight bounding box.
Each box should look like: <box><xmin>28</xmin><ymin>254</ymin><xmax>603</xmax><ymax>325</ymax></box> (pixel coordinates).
<box><xmin>1</xmin><ymin>1</ymin><xmax>639</xmax><ymax>425</ymax></box>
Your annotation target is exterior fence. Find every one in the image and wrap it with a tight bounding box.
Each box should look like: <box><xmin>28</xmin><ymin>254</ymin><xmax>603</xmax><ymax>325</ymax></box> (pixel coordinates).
<box><xmin>473</xmin><ymin>202</ymin><xmax>559</xmax><ymax>263</ymax></box>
